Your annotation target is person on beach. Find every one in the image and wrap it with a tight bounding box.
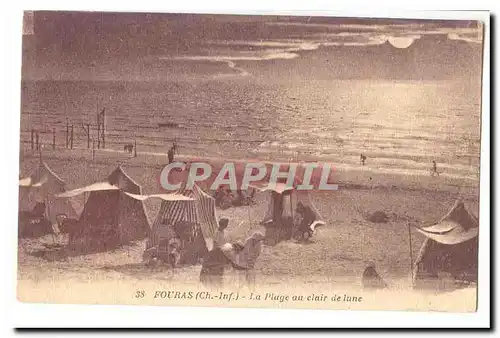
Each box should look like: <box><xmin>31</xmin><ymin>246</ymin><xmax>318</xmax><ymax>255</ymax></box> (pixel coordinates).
<box><xmin>167</xmin><ymin>144</ymin><xmax>175</xmax><ymax>164</ymax></box>
<box><xmin>200</xmin><ymin>232</ymin><xmax>265</xmax><ymax>291</ymax></box>
<box><xmin>431</xmin><ymin>160</ymin><xmax>440</xmax><ymax>177</ymax></box>
<box><xmin>223</xmin><ymin>232</ymin><xmax>266</xmax><ymax>291</ymax></box>
<box><xmin>360</xmin><ymin>154</ymin><xmax>367</xmax><ymax>166</ymax></box>
<box><xmin>295</xmin><ymin>202</ymin><xmax>316</xmax><ymax>241</ymax></box>
<box><xmin>362</xmin><ymin>262</ymin><xmax>388</xmax><ymax>290</ymax></box>
<box><xmin>214</xmin><ymin>218</ymin><xmax>229</xmax><ymax>248</ymax></box>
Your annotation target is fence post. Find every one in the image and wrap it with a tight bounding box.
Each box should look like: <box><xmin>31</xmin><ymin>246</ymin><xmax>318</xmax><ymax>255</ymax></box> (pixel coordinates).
<box><xmin>134</xmin><ymin>139</ymin><xmax>137</xmax><ymax>157</ymax></box>
<box><xmin>102</xmin><ymin>108</ymin><xmax>105</xmax><ymax>149</ymax></box>
<box><xmin>87</xmin><ymin>124</ymin><xmax>90</xmax><ymax>148</ymax></box>
<box><xmin>70</xmin><ymin>125</ymin><xmax>74</xmax><ymax>149</ymax></box>
<box><xmin>35</xmin><ymin>131</ymin><xmax>39</xmax><ymax>150</ymax></box>
<box><xmin>31</xmin><ymin>129</ymin><xmax>34</xmax><ymax>150</ymax></box>
<box><xmin>52</xmin><ymin>128</ymin><xmax>56</xmax><ymax>150</ymax></box>
<box><xmin>97</xmin><ymin>123</ymin><xmax>100</xmax><ymax>149</ymax></box>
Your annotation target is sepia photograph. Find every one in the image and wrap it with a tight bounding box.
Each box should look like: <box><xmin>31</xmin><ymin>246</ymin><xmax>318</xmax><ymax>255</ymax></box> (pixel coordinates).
<box><xmin>15</xmin><ymin>9</ymin><xmax>487</xmax><ymax>317</ymax></box>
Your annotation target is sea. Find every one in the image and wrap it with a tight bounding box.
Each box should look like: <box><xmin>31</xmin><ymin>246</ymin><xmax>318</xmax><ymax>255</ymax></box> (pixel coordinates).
<box><xmin>20</xmin><ymin>77</ymin><xmax>482</xmax><ymax>182</ymax></box>
<box><xmin>19</xmin><ymin>22</ymin><xmax>483</xmax><ymax>183</ymax></box>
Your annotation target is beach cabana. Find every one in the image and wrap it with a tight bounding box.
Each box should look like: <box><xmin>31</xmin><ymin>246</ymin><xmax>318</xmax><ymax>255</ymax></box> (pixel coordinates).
<box><xmin>251</xmin><ymin>182</ymin><xmax>325</xmax><ymax>245</ymax></box>
<box><xmin>145</xmin><ymin>184</ymin><xmax>219</xmax><ymax>265</ymax></box>
<box><xmin>57</xmin><ymin>166</ymin><xmax>150</xmax><ymax>254</ymax></box>
<box><xmin>18</xmin><ymin>161</ymin><xmax>78</xmax><ymax>238</ymax></box>
<box><xmin>412</xmin><ymin>199</ymin><xmax>478</xmax><ymax>289</ymax></box>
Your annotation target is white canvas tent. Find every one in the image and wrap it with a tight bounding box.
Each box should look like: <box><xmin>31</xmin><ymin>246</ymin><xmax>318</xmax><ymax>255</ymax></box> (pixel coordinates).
<box><xmin>250</xmin><ymin>182</ymin><xmax>325</xmax><ymax>244</ymax></box>
<box><xmin>251</xmin><ymin>183</ymin><xmax>325</xmax><ymax>227</ymax></box>
<box><xmin>413</xmin><ymin>199</ymin><xmax>478</xmax><ymax>289</ymax></box>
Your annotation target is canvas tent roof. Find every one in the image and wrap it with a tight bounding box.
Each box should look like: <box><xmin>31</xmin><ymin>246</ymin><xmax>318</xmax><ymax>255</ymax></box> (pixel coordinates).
<box><xmin>413</xmin><ymin>199</ymin><xmax>478</xmax><ymax>287</ymax></box>
<box><xmin>60</xmin><ymin>166</ymin><xmax>151</xmax><ymax>254</ymax></box>
<box><xmin>18</xmin><ymin>161</ymin><xmax>78</xmax><ymax>231</ymax></box>
<box><xmin>250</xmin><ymin>182</ymin><xmax>294</xmax><ymax>194</ymax></box>
<box><xmin>125</xmin><ymin>192</ymin><xmax>194</xmax><ymax>202</ymax></box>
<box><xmin>19</xmin><ymin>161</ymin><xmax>65</xmax><ymax>189</ymax></box>
<box><xmin>57</xmin><ymin>182</ymin><xmax>119</xmax><ymax>198</ymax></box>
<box><xmin>415</xmin><ymin>199</ymin><xmax>479</xmax><ymax>245</ymax></box>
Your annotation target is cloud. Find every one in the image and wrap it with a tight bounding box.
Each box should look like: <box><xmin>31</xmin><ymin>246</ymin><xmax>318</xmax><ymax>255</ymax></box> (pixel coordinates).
<box><xmin>447</xmin><ymin>33</ymin><xmax>482</xmax><ymax>44</ymax></box>
<box><xmin>160</xmin><ymin>40</ymin><xmax>321</xmax><ymax>77</ymax></box>
<box><xmin>157</xmin><ymin>22</ymin><xmax>481</xmax><ymax>79</ymax></box>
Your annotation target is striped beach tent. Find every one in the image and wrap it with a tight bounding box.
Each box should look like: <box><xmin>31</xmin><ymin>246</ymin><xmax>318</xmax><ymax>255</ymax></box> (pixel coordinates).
<box><xmin>148</xmin><ymin>184</ymin><xmax>219</xmax><ymax>265</ymax></box>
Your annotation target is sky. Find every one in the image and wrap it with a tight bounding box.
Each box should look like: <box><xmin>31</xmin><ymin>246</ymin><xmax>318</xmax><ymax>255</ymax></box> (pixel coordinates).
<box><xmin>21</xmin><ymin>12</ymin><xmax>484</xmax><ymax>81</ymax></box>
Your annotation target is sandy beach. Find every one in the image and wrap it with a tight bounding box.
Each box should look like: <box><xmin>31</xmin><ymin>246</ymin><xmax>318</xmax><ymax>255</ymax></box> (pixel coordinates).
<box><xmin>16</xmin><ymin>13</ymin><xmax>483</xmax><ymax>315</ymax></box>
<box><xmin>17</xmin><ymin>148</ymin><xmax>479</xmax><ymax>311</ymax></box>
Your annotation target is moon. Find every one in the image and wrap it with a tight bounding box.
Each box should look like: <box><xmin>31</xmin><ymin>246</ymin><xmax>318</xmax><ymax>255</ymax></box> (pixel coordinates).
<box><xmin>387</xmin><ymin>36</ymin><xmax>416</xmax><ymax>49</ymax></box>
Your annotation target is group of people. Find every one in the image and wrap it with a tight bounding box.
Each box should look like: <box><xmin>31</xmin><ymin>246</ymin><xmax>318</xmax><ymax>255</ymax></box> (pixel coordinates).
<box><xmin>213</xmin><ymin>188</ymin><xmax>256</xmax><ymax>209</ymax></box>
<box><xmin>200</xmin><ymin>218</ymin><xmax>265</xmax><ymax>290</ymax></box>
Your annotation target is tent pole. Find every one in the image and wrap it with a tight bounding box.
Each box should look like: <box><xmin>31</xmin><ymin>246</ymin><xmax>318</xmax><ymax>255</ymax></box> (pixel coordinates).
<box><xmin>247</xmin><ymin>203</ymin><xmax>252</xmax><ymax>229</ymax></box>
<box><xmin>46</xmin><ymin>197</ymin><xmax>55</xmax><ymax>243</ymax></box>
<box><xmin>408</xmin><ymin>222</ymin><xmax>414</xmax><ymax>282</ymax></box>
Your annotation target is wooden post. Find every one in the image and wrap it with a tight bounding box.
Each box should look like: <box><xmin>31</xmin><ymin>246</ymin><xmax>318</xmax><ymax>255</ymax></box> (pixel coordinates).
<box><xmin>31</xmin><ymin>129</ymin><xmax>34</xmax><ymax>150</ymax></box>
<box><xmin>86</xmin><ymin>124</ymin><xmax>90</xmax><ymax>148</ymax></box>
<box><xmin>247</xmin><ymin>204</ymin><xmax>252</xmax><ymax>228</ymax></box>
<box><xmin>97</xmin><ymin>120</ymin><xmax>100</xmax><ymax>149</ymax></box>
<box><xmin>70</xmin><ymin>125</ymin><xmax>74</xmax><ymax>149</ymax></box>
<box><xmin>52</xmin><ymin>128</ymin><xmax>56</xmax><ymax>150</ymax></box>
<box><xmin>408</xmin><ymin>223</ymin><xmax>414</xmax><ymax>282</ymax></box>
<box><xmin>35</xmin><ymin>131</ymin><xmax>39</xmax><ymax>150</ymax></box>
<box><xmin>102</xmin><ymin>108</ymin><xmax>105</xmax><ymax>149</ymax></box>
<box><xmin>66</xmin><ymin>119</ymin><xmax>69</xmax><ymax>148</ymax></box>
<box><xmin>92</xmin><ymin>140</ymin><xmax>95</xmax><ymax>160</ymax></box>
<box><xmin>134</xmin><ymin>139</ymin><xmax>137</xmax><ymax>157</ymax></box>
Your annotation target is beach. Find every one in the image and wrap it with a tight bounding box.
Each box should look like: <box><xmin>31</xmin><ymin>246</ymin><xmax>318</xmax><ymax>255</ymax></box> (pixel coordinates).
<box><xmin>17</xmin><ymin>148</ymin><xmax>479</xmax><ymax>311</ymax></box>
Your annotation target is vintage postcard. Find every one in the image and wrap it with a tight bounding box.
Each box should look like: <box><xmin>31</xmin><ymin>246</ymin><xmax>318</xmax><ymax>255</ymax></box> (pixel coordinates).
<box><xmin>16</xmin><ymin>10</ymin><xmax>488</xmax><ymax>316</ymax></box>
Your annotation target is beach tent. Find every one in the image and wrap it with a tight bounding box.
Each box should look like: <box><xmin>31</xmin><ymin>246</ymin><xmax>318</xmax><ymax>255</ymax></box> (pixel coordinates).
<box><xmin>251</xmin><ymin>182</ymin><xmax>325</xmax><ymax>244</ymax></box>
<box><xmin>412</xmin><ymin>199</ymin><xmax>478</xmax><ymax>289</ymax></box>
<box><xmin>146</xmin><ymin>184</ymin><xmax>219</xmax><ymax>265</ymax></box>
<box><xmin>57</xmin><ymin>166</ymin><xmax>151</xmax><ymax>254</ymax></box>
<box><xmin>18</xmin><ymin>161</ymin><xmax>78</xmax><ymax>237</ymax></box>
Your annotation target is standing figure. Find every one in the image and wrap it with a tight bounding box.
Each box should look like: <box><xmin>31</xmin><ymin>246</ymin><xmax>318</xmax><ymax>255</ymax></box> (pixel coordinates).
<box><xmin>168</xmin><ymin>144</ymin><xmax>175</xmax><ymax>164</ymax></box>
<box><xmin>214</xmin><ymin>218</ymin><xmax>229</xmax><ymax>248</ymax></box>
<box><xmin>430</xmin><ymin>160</ymin><xmax>440</xmax><ymax>176</ymax></box>
<box><xmin>226</xmin><ymin>232</ymin><xmax>265</xmax><ymax>291</ymax></box>
<box><xmin>360</xmin><ymin>154</ymin><xmax>367</xmax><ymax>166</ymax></box>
